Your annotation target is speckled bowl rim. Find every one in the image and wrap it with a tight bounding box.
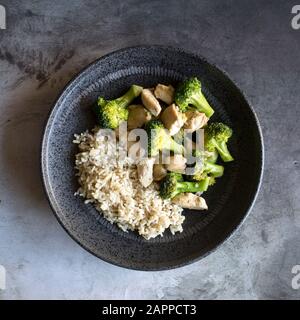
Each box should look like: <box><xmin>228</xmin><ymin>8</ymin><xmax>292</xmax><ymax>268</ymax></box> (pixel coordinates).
<box><xmin>41</xmin><ymin>45</ymin><xmax>264</xmax><ymax>271</ymax></box>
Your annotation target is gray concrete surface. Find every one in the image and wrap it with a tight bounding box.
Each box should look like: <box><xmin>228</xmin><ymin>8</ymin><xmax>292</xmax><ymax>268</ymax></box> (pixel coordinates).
<box><xmin>0</xmin><ymin>0</ymin><xmax>299</xmax><ymax>299</ymax></box>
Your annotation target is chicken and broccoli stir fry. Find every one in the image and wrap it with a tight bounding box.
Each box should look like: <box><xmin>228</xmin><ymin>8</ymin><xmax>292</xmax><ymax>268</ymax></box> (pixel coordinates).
<box><xmin>93</xmin><ymin>77</ymin><xmax>234</xmax><ymax>210</ymax></box>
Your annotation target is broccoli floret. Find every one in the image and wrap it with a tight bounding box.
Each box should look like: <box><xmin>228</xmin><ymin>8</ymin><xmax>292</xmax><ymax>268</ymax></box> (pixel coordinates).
<box><xmin>175</xmin><ymin>77</ymin><xmax>214</xmax><ymax>118</ymax></box>
<box><xmin>204</xmin><ymin>122</ymin><xmax>234</xmax><ymax>162</ymax></box>
<box><xmin>168</xmin><ymin>172</ymin><xmax>184</xmax><ymax>182</ymax></box>
<box><xmin>145</xmin><ymin>120</ymin><xmax>184</xmax><ymax>156</ymax></box>
<box><xmin>188</xmin><ymin>149</ymin><xmax>224</xmax><ymax>181</ymax></box>
<box><xmin>92</xmin><ymin>97</ymin><xmax>107</xmax><ymax>115</ymax></box>
<box><xmin>97</xmin><ymin>97</ymin><xmax>107</xmax><ymax>108</ymax></box>
<box><xmin>95</xmin><ymin>85</ymin><xmax>143</xmax><ymax>129</ymax></box>
<box><xmin>160</xmin><ymin>173</ymin><xmax>210</xmax><ymax>199</ymax></box>
<box><xmin>192</xmin><ymin>174</ymin><xmax>216</xmax><ymax>186</ymax></box>
<box><xmin>208</xmin><ymin>176</ymin><xmax>216</xmax><ymax>186</ymax></box>
<box><xmin>173</xmin><ymin>129</ymin><xmax>218</xmax><ymax>163</ymax></box>
<box><xmin>192</xmin><ymin>162</ymin><xmax>224</xmax><ymax>181</ymax></box>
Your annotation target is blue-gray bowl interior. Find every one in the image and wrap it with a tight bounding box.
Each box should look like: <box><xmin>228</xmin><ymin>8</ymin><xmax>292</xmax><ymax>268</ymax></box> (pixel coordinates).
<box><xmin>41</xmin><ymin>46</ymin><xmax>263</xmax><ymax>270</ymax></box>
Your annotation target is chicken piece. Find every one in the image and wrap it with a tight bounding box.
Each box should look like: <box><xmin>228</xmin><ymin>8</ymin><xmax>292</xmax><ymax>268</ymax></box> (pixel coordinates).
<box><xmin>153</xmin><ymin>164</ymin><xmax>167</xmax><ymax>181</ymax></box>
<box><xmin>127</xmin><ymin>139</ymin><xmax>144</xmax><ymax>161</ymax></box>
<box><xmin>154</xmin><ymin>84</ymin><xmax>175</xmax><ymax>105</ymax></box>
<box><xmin>184</xmin><ymin>110</ymin><xmax>208</xmax><ymax>133</ymax></box>
<box><xmin>127</xmin><ymin>130</ymin><xmax>147</xmax><ymax>161</ymax></box>
<box><xmin>141</xmin><ymin>89</ymin><xmax>162</xmax><ymax>116</ymax></box>
<box><xmin>127</xmin><ymin>105</ymin><xmax>152</xmax><ymax>130</ymax></box>
<box><xmin>137</xmin><ymin>157</ymin><xmax>156</xmax><ymax>187</ymax></box>
<box><xmin>172</xmin><ymin>193</ymin><xmax>208</xmax><ymax>210</ymax></box>
<box><xmin>160</xmin><ymin>104</ymin><xmax>186</xmax><ymax>136</ymax></box>
<box><xmin>165</xmin><ymin>154</ymin><xmax>187</xmax><ymax>173</ymax></box>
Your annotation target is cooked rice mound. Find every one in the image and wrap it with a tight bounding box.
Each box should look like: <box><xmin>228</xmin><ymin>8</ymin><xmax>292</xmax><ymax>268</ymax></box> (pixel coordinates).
<box><xmin>73</xmin><ymin>127</ymin><xmax>184</xmax><ymax>240</ymax></box>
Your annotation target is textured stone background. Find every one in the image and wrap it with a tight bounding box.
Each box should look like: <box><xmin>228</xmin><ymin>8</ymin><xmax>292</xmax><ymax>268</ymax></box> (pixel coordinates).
<box><xmin>0</xmin><ymin>0</ymin><xmax>299</xmax><ymax>299</ymax></box>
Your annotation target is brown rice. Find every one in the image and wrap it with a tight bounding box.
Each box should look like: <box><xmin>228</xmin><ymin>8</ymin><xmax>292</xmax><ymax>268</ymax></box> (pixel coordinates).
<box><xmin>73</xmin><ymin>127</ymin><xmax>184</xmax><ymax>240</ymax></box>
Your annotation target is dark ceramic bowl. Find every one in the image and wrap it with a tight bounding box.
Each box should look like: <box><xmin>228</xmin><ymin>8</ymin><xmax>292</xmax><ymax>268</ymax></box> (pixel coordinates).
<box><xmin>41</xmin><ymin>46</ymin><xmax>264</xmax><ymax>270</ymax></box>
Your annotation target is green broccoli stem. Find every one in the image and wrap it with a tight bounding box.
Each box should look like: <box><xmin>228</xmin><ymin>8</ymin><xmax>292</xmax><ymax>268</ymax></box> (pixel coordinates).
<box><xmin>177</xmin><ymin>178</ymin><xmax>210</xmax><ymax>194</ymax></box>
<box><xmin>207</xmin><ymin>149</ymin><xmax>218</xmax><ymax>163</ymax></box>
<box><xmin>205</xmin><ymin>162</ymin><xmax>224</xmax><ymax>177</ymax></box>
<box><xmin>116</xmin><ymin>85</ymin><xmax>143</xmax><ymax>108</ymax></box>
<box><xmin>191</xmin><ymin>94</ymin><xmax>215</xmax><ymax>118</ymax></box>
<box><xmin>213</xmin><ymin>140</ymin><xmax>234</xmax><ymax>162</ymax></box>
